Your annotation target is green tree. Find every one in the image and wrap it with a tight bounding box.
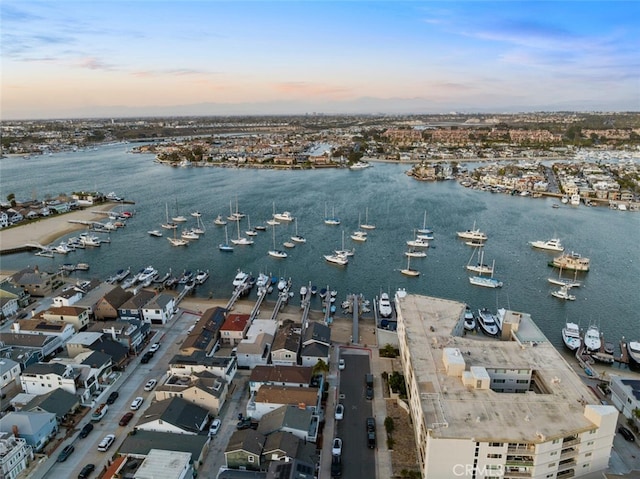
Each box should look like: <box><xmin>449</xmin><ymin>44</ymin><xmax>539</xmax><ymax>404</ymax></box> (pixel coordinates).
<box><xmin>312</xmin><ymin>358</ymin><xmax>329</xmax><ymax>378</ymax></box>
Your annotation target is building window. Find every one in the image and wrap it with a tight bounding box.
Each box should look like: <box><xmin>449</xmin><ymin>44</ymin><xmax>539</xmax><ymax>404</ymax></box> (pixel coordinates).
<box><xmin>489</xmin><ymin>442</ymin><xmax>503</xmax><ymax>447</ymax></box>
<box><xmin>585</xmin><ymin>452</ymin><xmax>592</xmax><ymax>457</ymax></box>
<box><xmin>248</xmin><ymin>456</ymin><xmax>255</xmax><ymax>463</ymax></box>
<box><xmin>552</xmin><ymin>439</ymin><xmax>559</xmax><ymax>444</ymax></box>
<box><xmin>550</xmin><ymin>451</ymin><xmax>557</xmax><ymax>456</ymax></box>
<box><xmin>487</xmin><ymin>453</ymin><xmax>502</xmax><ymax>459</ymax></box>
<box><xmin>549</xmin><ymin>463</ymin><xmax>556</xmax><ymax>468</ymax></box>
<box><xmin>494</xmin><ymin>379</ymin><xmax>506</xmax><ymax>384</ymax></box>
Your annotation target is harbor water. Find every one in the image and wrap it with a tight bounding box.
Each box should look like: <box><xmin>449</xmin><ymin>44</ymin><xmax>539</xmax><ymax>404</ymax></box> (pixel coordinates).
<box><xmin>1</xmin><ymin>144</ymin><xmax>638</xmax><ymax>353</ymax></box>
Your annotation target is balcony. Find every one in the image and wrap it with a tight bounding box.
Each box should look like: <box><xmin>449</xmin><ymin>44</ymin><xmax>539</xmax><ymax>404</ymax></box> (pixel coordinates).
<box><xmin>557</xmin><ymin>468</ymin><xmax>575</xmax><ymax>478</ymax></box>
<box><xmin>560</xmin><ymin>448</ymin><xmax>579</xmax><ymax>460</ymax></box>
<box><xmin>502</xmin><ymin>470</ymin><xmax>532</xmax><ymax>478</ymax></box>
<box><xmin>507</xmin><ymin>445</ymin><xmax>535</xmax><ymax>454</ymax></box>
<box><xmin>561</xmin><ymin>437</ymin><xmax>580</xmax><ymax>447</ymax></box>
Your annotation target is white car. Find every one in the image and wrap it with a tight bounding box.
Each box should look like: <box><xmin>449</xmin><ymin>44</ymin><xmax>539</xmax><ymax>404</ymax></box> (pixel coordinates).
<box><xmin>130</xmin><ymin>396</ymin><xmax>144</xmax><ymax>410</ymax></box>
<box><xmin>331</xmin><ymin>437</ymin><xmax>342</xmax><ymax>456</ymax></box>
<box><xmin>144</xmin><ymin>379</ymin><xmax>157</xmax><ymax>391</ymax></box>
<box><xmin>338</xmin><ymin>359</ymin><xmax>345</xmax><ymax>370</ymax></box>
<box><xmin>334</xmin><ymin>403</ymin><xmax>344</xmax><ymax>420</ymax></box>
<box><xmin>209</xmin><ymin>418</ymin><xmax>221</xmax><ymax>436</ymax></box>
<box><xmin>149</xmin><ymin>342</ymin><xmax>161</xmax><ymax>353</ymax></box>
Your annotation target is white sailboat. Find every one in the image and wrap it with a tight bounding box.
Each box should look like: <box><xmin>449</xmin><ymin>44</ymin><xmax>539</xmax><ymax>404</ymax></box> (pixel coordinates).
<box><xmin>245</xmin><ymin>215</ymin><xmax>258</xmax><ymax>236</ymax></box>
<box><xmin>335</xmin><ymin>230</ymin><xmax>355</xmax><ymax>257</ymax></box>
<box><xmin>192</xmin><ymin>215</ymin><xmax>206</xmax><ymax>235</ymax></box>
<box><xmin>214</xmin><ymin>214</ymin><xmax>227</xmax><ymax>226</ymax></box>
<box><xmin>324</xmin><ymin>203</ymin><xmax>340</xmax><ymax>225</ymax></box>
<box><xmin>548</xmin><ymin>266</ymin><xmax>581</xmax><ymax>288</ymax></box>
<box><xmin>219</xmin><ymin>225</ymin><xmax>234</xmax><ymax>252</ymax></box>
<box><xmin>291</xmin><ymin>218</ymin><xmax>306</xmax><ymax>243</ymax></box>
<box><xmin>466</xmin><ymin>248</ymin><xmax>493</xmax><ymax>274</ymax></box>
<box><xmin>405</xmin><ymin>249</ymin><xmax>427</xmax><ymax>258</ymax></box>
<box><xmin>172</xmin><ymin>199</ymin><xmax>187</xmax><ymax>223</ymax></box>
<box><xmin>231</xmin><ymin>217</ymin><xmax>254</xmax><ymax>245</ymax></box>
<box><xmin>161</xmin><ymin>203</ymin><xmax>178</xmax><ymax>230</ymax></box>
<box><xmin>406</xmin><ymin>230</ymin><xmax>429</xmax><ymax>248</ymax></box>
<box><xmin>417</xmin><ymin>210</ymin><xmax>433</xmax><ymax>235</ymax></box>
<box><xmin>400</xmin><ymin>255</ymin><xmax>420</xmax><ymax>277</ymax></box>
<box><xmin>167</xmin><ymin>228</ymin><xmax>189</xmax><ymax>247</ymax></box>
<box><xmin>469</xmin><ymin>260</ymin><xmax>503</xmax><ymax>288</ymax></box>
<box><xmin>360</xmin><ymin>207</ymin><xmax>376</xmax><ymax>230</ymax></box>
<box><xmin>268</xmin><ymin>224</ymin><xmax>287</xmax><ymax>258</ymax></box>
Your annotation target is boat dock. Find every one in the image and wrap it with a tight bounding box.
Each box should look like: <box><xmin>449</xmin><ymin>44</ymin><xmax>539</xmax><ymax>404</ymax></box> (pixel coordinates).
<box><xmin>269</xmin><ymin>279</ymin><xmax>291</xmax><ymax>320</ymax></box>
<box><xmin>618</xmin><ymin>339</ymin><xmax>630</xmax><ymax>365</ymax></box>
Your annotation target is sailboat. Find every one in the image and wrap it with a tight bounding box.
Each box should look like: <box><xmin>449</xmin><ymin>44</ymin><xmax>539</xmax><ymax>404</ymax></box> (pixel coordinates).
<box><xmin>192</xmin><ymin>215</ymin><xmax>206</xmax><ymax>235</ymax></box>
<box><xmin>266</xmin><ymin>202</ymin><xmax>280</xmax><ymax>226</ymax></box>
<box><xmin>167</xmin><ymin>227</ymin><xmax>189</xmax><ymax>247</ymax></box>
<box><xmin>406</xmin><ymin>230</ymin><xmax>429</xmax><ymax>248</ymax></box>
<box><xmin>405</xmin><ymin>249</ymin><xmax>427</xmax><ymax>258</ymax></box>
<box><xmin>351</xmin><ymin>213</ymin><xmax>367</xmax><ymax>242</ymax></box>
<box><xmin>245</xmin><ymin>216</ymin><xmax>258</xmax><ymax>236</ymax></box>
<box><xmin>231</xmin><ymin>217</ymin><xmax>254</xmax><ymax>245</ymax></box>
<box><xmin>268</xmin><ymin>224</ymin><xmax>288</xmax><ymax>258</ymax></box>
<box><xmin>335</xmin><ymin>230</ymin><xmax>355</xmax><ymax>257</ymax></box>
<box><xmin>219</xmin><ymin>225</ymin><xmax>234</xmax><ymax>252</ymax></box>
<box><xmin>291</xmin><ymin>218</ymin><xmax>306</xmax><ymax>243</ymax></box>
<box><xmin>548</xmin><ymin>266</ymin><xmax>581</xmax><ymax>288</ymax></box>
<box><xmin>466</xmin><ymin>247</ymin><xmax>493</xmax><ymax>274</ymax></box>
<box><xmin>214</xmin><ymin>214</ymin><xmax>227</xmax><ymax>226</ymax></box>
<box><xmin>172</xmin><ymin>199</ymin><xmax>187</xmax><ymax>223</ymax></box>
<box><xmin>360</xmin><ymin>207</ymin><xmax>376</xmax><ymax>230</ymax></box>
<box><xmin>400</xmin><ymin>255</ymin><xmax>420</xmax><ymax>277</ymax></box>
<box><xmin>551</xmin><ymin>285</ymin><xmax>576</xmax><ymax>301</ymax></box>
<box><xmin>324</xmin><ymin>203</ymin><xmax>340</xmax><ymax>225</ymax></box>
<box><xmin>417</xmin><ymin>210</ymin><xmax>433</xmax><ymax>235</ymax></box>
<box><xmin>469</xmin><ymin>260</ymin><xmax>503</xmax><ymax>288</ymax></box>
<box><xmin>161</xmin><ymin>203</ymin><xmax>178</xmax><ymax>230</ymax></box>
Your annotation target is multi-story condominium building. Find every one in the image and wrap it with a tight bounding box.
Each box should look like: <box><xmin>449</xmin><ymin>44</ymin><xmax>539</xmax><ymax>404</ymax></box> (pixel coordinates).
<box><xmin>395</xmin><ymin>294</ymin><xmax>617</xmax><ymax>479</ymax></box>
<box><xmin>0</xmin><ymin>432</ymin><xmax>33</xmax><ymax>479</ymax></box>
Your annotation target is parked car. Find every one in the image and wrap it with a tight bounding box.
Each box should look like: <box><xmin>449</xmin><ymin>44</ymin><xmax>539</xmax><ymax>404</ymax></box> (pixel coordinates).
<box><xmin>97</xmin><ymin>434</ymin><xmax>115</xmax><ymax>452</ymax></box>
<box><xmin>79</xmin><ymin>422</ymin><xmax>94</xmax><ymax>438</ymax></box>
<box><xmin>236</xmin><ymin>418</ymin><xmax>258</xmax><ymax>430</ymax></box>
<box><xmin>334</xmin><ymin>404</ymin><xmax>344</xmax><ymax>420</ymax></box>
<box><xmin>338</xmin><ymin>358</ymin><xmax>345</xmax><ymax>370</ymax></box>
<box><xmin>149</xmin><ymin>342</ymin><xmax>161</xmax><ymax>353</ymax></box>
<box><xmin>618</xmin><ymin>426</ymin><xmax>635</xmax><ymax>442</ymax></box>
<box><xmin>365</xmin><ymin>385</ymin><xmax>374</xmax><ymax>400</ymax></box>
<box><xmin>119</xmin><ymin>412</ymin><xmax>134</xmax><ymax>426</ymax></box>
<box><xmin>78</xmin><ymin>463</ymin><xmax>95</xmax><ymax>479</ymax></box>
<box><xmin>106</xmin><ymin>391</ymin><xmax>119</xmax><ymax>404</ymax></box>
<box><xmin>209</xmin><ymin>418</ymin><xmax>221</xmax><ymax>436</ymax></box>
<box><xmin>140</xmin><ymin>351</ymin><xmax>154</xmax><ymax>364</ymax></box>
<box><xmin>56</xmin><ymin>444</ymin><xmax>74</xmax><ymax>462</ymax></box>
<box><xmin>144</xmin><ymin>379</ymin><xmax>157</xmax><ymax>391</ymax></box>
<box><xmin>330</xmin><ymin>454</ymin><xmax>342</xmax><ymax>477</ymax></box>
<box><xmin>130</xmin><ymin>396</ymin><xmax>144</xmax><ymax>410</ymax></box>
<box><xmin>331</xmin><ymin>437</ymin><xmax>342</xmax><ymax>456</ymax></box>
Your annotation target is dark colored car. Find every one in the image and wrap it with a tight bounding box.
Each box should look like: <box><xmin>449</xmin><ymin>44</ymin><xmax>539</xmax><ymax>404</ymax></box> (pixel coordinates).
<box><xmin>140</xmin><ymin>351</ymin><xmax>154</xmax><ymax>364</ymax></box>
<box><xmin>119</xmin><ymin>412</ymin><xmax>134</xmax><ymax>426</ymax></box>
<box><xmin>56</xmin><ymin>444</ymin><xmax>75</xmax><ymax>462</ymax></box>
<box><xmin>236</xmin><ymin>418</ymin><xmax>259</xmax><ymax>430</ymax></box>
<box><xmin>106</xmin><ymin>391</ymin><xmax>119</xmax><ymax>405</ymax></box>
<box><xmin>78</xmin><ymin>463</ymin><xmax>96</xmax><ymax>479</ymax></box>
<box><xmin>618</xmin><ymin>426</ymin><xmax>635</xmax><ymax>442</ymax></box>
<box><xmin>366</xmin><ymin>417</ymin><xmax>376</xmax><ymax>448</ymax></box>
<box><xmin>365</xmin><ymin>385</ymin><xmax>374</xmax><ymax>400</ymax></box>
<box><xmin>330</xmin><ymin>454</ymin><xmax>342</xmax><ymax>477</ymax></box>
<box><xmin>79</xmin><ymin>422</ymin><xmax>94</xmax><ymax>438</ymax></box>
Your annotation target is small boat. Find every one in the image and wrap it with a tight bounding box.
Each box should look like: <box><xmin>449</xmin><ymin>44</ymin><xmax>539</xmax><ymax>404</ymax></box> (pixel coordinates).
<box><xmin>552</xmin><ymin>203</ymin><xmax>560</xmax><ymax>209</ymax></box>
<box><xmin>273</xmin><ymin>211</ymin><xmax>295</xmax><ymax>222</ymax></box>
<box><xmin>283</xmin><ymin>241</ymin><xmax>296</xmax><ymax>248</ymax></box>
<box><xmin>400</xmin><ymin>256</ymin><xmax>420</xmax><ymax>277</ymax></box>
<box><xmin>456</xmin><ymin>221</ymin><xmax>487</xmax><ymax>241</ymax></box>
<box><xmin>469</xmin><ymin>260</ymin><xmax>502</xmax><ymax>288</ymax></box>
<box><xmin>417</xmin><ymin>210</ymin><xmax>433</xmax><ymax>235</ymax></box>
<box><xmin>551</xmin><ymin>285</ymin><xmax>576</xmax><ymax>301</ymax></box>
<box><xmin>465</xmin><ymin>240</ymin><xmax>485</xmax><ymax>247</ymax></box>
<box><xmin>167</xmin><ymin>229</ymin><xmax>189</xmax><ymax>246</ymax></box>
<box><xmin>191</xmin><ymin>211</ymin><xmax>202</xmax><ymax>218</ymax></box>
<box><xmin>76</xmin><ymin>263</ymin><xmax>90</xmax><ymax>271</ymax></box>
<box><xmin>378</xmin><ymin>293</ymin><xmax>393</xmax><ymax>318</ymax></box>
<box><xmin>231</xmin><ymin>219</ymin><xmax>254</xmax><ymax>245</ymax></box>
<box><xmin>268</xmin><ymin>225</ymin><xmax>287</xmax><ymax>258</ymax></box>
<box><xmin>148</xmin><ymin>230</ymin><xmax>163</xmax><ymax>237</ymax></box>
<box><xmin>324</xmin><ymin>204</ymin><xmax>340</xmax><ymax>225</ymax></box>
<box><xmin>254</xmin><ymin>225</ymin><xmax>267</xmax><ymax>231</ymax></box>
<box><xmin>300</xmin><ymin>285</ymin><xmax>308</xmax><ymax>298</ymax></box>
<box><xmin>360</xmin><ymin>207</ymin><xmax>376</xmax><ymax>230</ymax></box>
<box><xmin>406</xmin><ymin>232</ymin><xmax>429</xmax><ymax>248</ymax></box>
<box><xmin>181</xmin><ymin>229</ymin><xmax>200</xmax><ymax>240</ymax></box>
<box><xmin>583</xmin><ymin>325</ymin><xmax>601</xmax><ymax>352</ymax></box>
<box><xmin>219</xmin><ymin>225</ymin><xmax>234</xmax><ymax>252</ymax></box>
<box><xmin>179</xmin><ymin>270</ymin><xmax>194</xmax><ymax>284</ymax></box>
<box><xmin>463</xmin><ymin>307</ymin><xmax>476</xmax><ymax>331</ymax></box>
<box><xmin>477</xmin><ymin>308</ymin><xmax>499</xmax><ymax>336</ymax></box>
<box><xmin>277</xmin><ymin>278</ymin><xmax>287</xmax><ymax>291</ymax></box>
<box><xmin>405</xmin><ymin>249</ymin><xmax>427</xmax><ymax>258</ymax></box>
<box><xmin>195</xmin><ymin>270</ymin><xmax>209</xmax><ymax>285</ymax></box>
<box><xmin>626</xmin><ymin>340</ymin><xmax>640</xmax><ymax>367</ymax></box>
<box><xmin>324</xmin><ymin>252</ymin><xmax>348</xmax><ymax>266</ymax></box>
<box><xmin>548</xmin><ymin>266</ymin><xmax>581</xmax><ymax>288</ymax></box>
<box><xmin>561</xmin><ymin>322</ymin><xmax>581</xmax><ymax>351</ymax></box>
<box><xmin>291</xmin><ymin>218</ymin><xmax>306</xmax><ymax>243</ymax></box>
<box><xmin>529</xmin><ymin>238</ymin><xmax>564</xmax><ymax>252</ymax></box>
<box><xmin>162</xmin><ymin>203</ymin><xmax>178</xmax><ymax>229</ymax></box>
<box><xmin>310</xmin><ymin>285</ymin><xmax>318</xmax><ymax>295</ymax></box>
<box><xmin>350</xmin><ymin>231</ymin><xmax>367</xmax><ymax>242</ymax></box>
<box><xmin>214</xmin><ymin>214</ymin><xmax>227</xmax><ymax>226</ymax></box>
<box><xmin>154</xmin><ymin>271</ymin><xmax>171</xmax><ymax>283</ymax></box>
<box><xmin>245</xmin><ymin>216</ymin><xmax>258</xmax><ymax>236</ymax></box>
<box><xmin>349</xmin><ymin>160</ymin><xmax>371</xmax><ymax>170</ymax></box>
<box><xmin>549</xmin><ymin>252</ymin><xmax>590</xmax><ymax>272</ymax></box>
<box><xmin>138</xmin><ymin>266</ymin><xmax>158</xmax><ymax>285</ymax></box>
<box><xmin>466</xmin><ymin>248</ymin><xmax>493</xmax><ymax>274</ymax></box>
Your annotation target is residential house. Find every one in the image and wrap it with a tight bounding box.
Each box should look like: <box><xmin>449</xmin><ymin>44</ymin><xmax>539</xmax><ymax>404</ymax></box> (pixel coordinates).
<box><xmin>180</xmin><ymin>307</ymin><xmax>226</xmax><ymax>356</ymax></box>
<box><xmin>168</xmin><ymin>352</ymin><xmax>237</xmax><ymax>384</ymax></box>
<box><xmin>20</xmin><ymin>362</ymin><xmax>80</xmax><ymax>396</ymax></box>
<box><xmin>237</xmin><ymin>320</ymin><xmax>278</xmax><ymax>369</ymax></box>
<box><xmin>300</xmin><ymin>322</ymin><xmax>330</xmax><ymax>368</ymax></box>
<box><xmin>10</xmin><ymin>267</ymin><xmax>63</xmax><ymax>298</ymax></box>
<box><xmin>0</xmin><ymin>296</ymin><xmax>19</xmax><ymax>321</ymax></box>
<box><xmin>118</xmin><ymin>290</ymin><xmax>156</xmax><ymax>321</ymax></box>
<box><xmin>0</xmin><ymin>347</ymin><xmax>41</xmax><ymax>372</ymax></box>
<box><xmin>266</xmin><ymin>458</ymin><xmax>318</xmax><ymax>479</ymax></box>
<box><xmin>270</xmin><ymin>322</ymin><xmax>301</xmax><ymax>367</ymax></box>
<box><xmin>5</xmin><ymin>209</ymin><xmax>23</xmax><ymax>225</ymax></box>
<box><xmin>225</xmin><ymin>429</ymin><xmax>266</xmax><ymax>471</ymax></box>
<box><xmin>220</xmin><ymin>313</ymin><xmax>251</xmax><ymax>345</ymax></box>
<box><xmin>131</xmin><ymin>450</ymin><xmax>193</xmax><ymax>479</ymax></box>
<box><xmin>0</xmin><ymin>281</ymin><xmax>30</xmax><ymax>308</ymax></box>
<box><xmin>0</xmin><ymin>332</ymin><xmax>58</xmax><ymax>359</ymax></box>
<box><xmin>118</xmin><ymin>430</ymin><xmax>209</xmax><ymax>467</ymax></box>
<box><xmin>155</xmin><ymin>370</ymin><xmax>228</xmax><ymax>415</ymax></box>
<box><xmin>93</xmin><ymin>286</ymin><xmax>133</xmax><ymax>321</ymax></box>
<box><xmin>0</xmin><ymin>411</ymin><xmax>57</xmax><ymax>452</ymax></box>
<box><xmin>52</xmin><ymin>288</ymin><xmax>83</xmax><ymax>308</ymax></box>
<box><xmin>609</xmin><ymin>375</ymin><xmax>640</xmax><ymax>427</ymax></box>
<box><xmin>89</xmin><ymin>319</ymin><xmax>149</xmax><ymax>353</ymax></box>
<box><xmin>249</xmin><ymin>366</ymin><xmax>313</xmax><ymax>394</ymax></box>
<box><xmin>66</xmin><ymin>332</ymin><xmax>129</xmax><ymax>370</ymax></box>
<box><xmin>41</xmin><ymin>305</ymin><xmax>90</xmax><ymax>332</ymax></box>
<box><xmin>141</xmin><ymin>293</ymin><xmax>175</xmax><ymax>325</ymax></box>
<box><xmin>23</xmin><ymin>388</ymin><xmax>80</xmax><ymax>424</ymax></box>
<box><xmin>247</xmin><ymin>386</ymin><xmax>320</xmax><ymax>421</ymax></box>
<box><xmin>257</xmin><ymin>405</ymin><xmax>319</xmax><ymax>444</ymax></box>
<box><xmin>0</xmin><ymin>432</ymin><xmax>32</xmax><ymax>479</ymax></box>
<box><xmin>51</xmin><ymin>350</ymin><xmax>113</xmax><ymax>396</ymax></box>
<box><xmin>136</xmin><ymin>397</ymin><xmax>209</xmax><ymax>435</ymax></box>
<box><xmin>0</xmin><ymin>358</ymin><xmax>21</xmax><ymax>392</ymax></box>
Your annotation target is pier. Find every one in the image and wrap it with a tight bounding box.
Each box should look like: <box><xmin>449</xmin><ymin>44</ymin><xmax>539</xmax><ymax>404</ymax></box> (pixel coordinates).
<box><xmin>270</xmin><ymin>279</ymin><xmax>291</xmax><ymax>320</ymax></box>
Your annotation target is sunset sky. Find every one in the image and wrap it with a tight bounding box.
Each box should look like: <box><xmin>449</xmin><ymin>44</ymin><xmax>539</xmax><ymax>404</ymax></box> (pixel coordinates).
<box><xmin>2</xmin><ymin>1</ymin><xmax>638</xmax><ymax>119</ymax></box>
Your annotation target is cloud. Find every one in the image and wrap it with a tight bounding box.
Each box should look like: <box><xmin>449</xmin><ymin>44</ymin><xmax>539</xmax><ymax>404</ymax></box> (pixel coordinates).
<box><xmin>271</xmin><ymin>81</ymin><xmax>352</xmax><ymax>99</ymax></box>
<box><xmin>131</xmin><ymin>68</ymin><xmax>212</xmax><ymax>78</ymax></box>
<box><xmin>76</xmin><ymin>57</ymin><xmax>115</xmax><ymax>71</ymax></box>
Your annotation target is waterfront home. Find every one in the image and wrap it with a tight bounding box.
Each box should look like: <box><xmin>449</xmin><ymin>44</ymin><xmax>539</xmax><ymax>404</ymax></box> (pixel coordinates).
<box><xmin>300</xmin><ymin>322</ymin><xmax>331</xmax><ymax>367</ymax></box>
<box><xmin>225</xmin><ymin>429</ymin><xmax>266</xmax><ymax>471</ymax></box>
<box><xmin>136</xmin><ymin>397</ymin><xmax>209</xmax><ymax>435</ymax></box>
<box><xmin>236</xmin><ymin>320</ymin><xmax>278</xmax><ymax>369</ymax></box>
<box><xmin>52</xmin><ymin>287</ymin><xmax>83</xmax><ymax>308</ymax></box>
<box><xmin>89</xmin><ymin>319</ymin><xmax>149</xmax><ymax>353</ymax></box>
<box><xmin>247</xmin><ymin>385</ymin><xmax>319</xmax><ymax>420</ymax></box>
<box><xmin>13</xmin><ymin>318</ymin><xmax>76</xmax><ymax>349</ymax></box>
<box><xmin>118</xmin><ymin>289</ymin><xmax>156</xmax><ymax>321</ymax></box>
<box><xmin>257</xmin><ymin>405</ymin><xmax>319</xmax><ymax>444</ymax></box>
<box><xmin>180</xmin><ymin>307</ymin><xmax>226</xmax><ymax>356</ymax></box>
<box><xmin>93</xmin><ymin>286</ymin><xmax>133</xmax><ymax>321</ymax></box>
<box><xmin>10</xmin><ymin>266</ymin><xmax>63</xmax><ymax>298</ymax></box>
<box><xmin>65</xmin><ymin>332</ymin><xmax>129</xmax><ymax>370</ymax></box>
<box><xmin>249</xmin><ymin>365</ymin><xmax>313</xmax><ymax>394</ymax></box>
<box><xmin>270</xmin><ymin>322</ymin><xmax>301</xmax><ymax>367</ymax></box>
<box><xmin>140</xmin><ymin>293</ymin><xmax>175</xmax><ymax>325</ymax></box>
<box><xmin>154</xmin><ymin>370</ymin><xmax>228</xmax><ymax>415</ymax></box>
<box><xmin>0</xmin><ymin>411</ymin><xmax>57</xmax><ymax>453</ymax></box>
<box><xmin>0</xmin><ymin>280</ymin><xmax>31</xmax><ymax>308</ymax></box>
<box><xmin>219</xmin><ymin>313</ymin><xmax>251</xmax><ymax>346</ymax></box>
<box><xmin>41</xmin><ymin>306</ymin><xmax>90</xmax><ymax>332</ymax></box>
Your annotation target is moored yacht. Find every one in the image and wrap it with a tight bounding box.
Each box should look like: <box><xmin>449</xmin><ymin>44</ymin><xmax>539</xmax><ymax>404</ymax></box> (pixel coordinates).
<box><xmin>549</xmin><ymin>252</ymin><xmax>590</xmax><ymax>272</ymax></box>
<box><xmin>477</xmin><ymin>308</ymin><xmax>499</xmax><ymax>336</ymax></box>
<box><xmin>273</xmin><ymin>211</ymin><xmax>294</xmax><ymax>222</ymax></box>
<box><xmin>378</xmin><ymin>293</ymin><xmax>393</xmax><ymax>318</ymax></box>
<box><xmin>551</xmin><ymin>285</ymin><xmax>576</xmax><ymax>301</ymax></box>
<box><xmin>233</xmin><ymin>271</ymin><xmax>249</xmax><ymax>287</ymax></box>
<box><xmin>529</xmin><ymin>238</ymin><xmax>564</xmax><ymax>252</ymax></box>
<box><xmin>583</xmin><ymin>325</ymin><xmax>601</xmax><ymax>352</ymax></box>
<box><xmin>463</xmin><ymin>307</ymin><xmax>476</xmax><ymax>331</ymax></box>
<box><xmin>627</xmin><ymin>340</ymin><xmax>640</xmax><ymax>368</ymax></box>
<box><xmin>562</xmin><ymin>322</ymin><xmax>581</xmax><ymax>351</ymax></box>
<box><xmin>456</xmin><ymin>221</ymin><xmax>487</xmax><ymax>241</ymax></box>
<box><xmin>195</xmin><ymin>270</ymin><xmax>209</xmax><ymax>284</ymax></box>
<box><xmin>324</xmin><ymin>252</ymin><xmax>348</xmax><ymax>266</ymax></box>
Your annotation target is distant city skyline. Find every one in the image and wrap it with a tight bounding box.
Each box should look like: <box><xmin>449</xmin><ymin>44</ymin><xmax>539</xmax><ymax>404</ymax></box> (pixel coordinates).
<box><xmin>2</xmin><ymin>1</ymin><xmax>638</xmax><ymax>120</ymax></box>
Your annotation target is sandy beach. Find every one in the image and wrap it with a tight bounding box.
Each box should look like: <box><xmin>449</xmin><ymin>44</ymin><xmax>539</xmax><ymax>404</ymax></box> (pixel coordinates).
<box><xmin>0</xmin><ymin>203</ymin><xmax>118</xmax><ymax>254</ymax></box>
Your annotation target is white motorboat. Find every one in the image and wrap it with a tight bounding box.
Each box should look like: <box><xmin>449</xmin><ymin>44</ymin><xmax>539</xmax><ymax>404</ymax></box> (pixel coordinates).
<box><xmin>273</xmin><ymin>211</ymin><xmax>294</xmax><ymax>222</ymax></box>
<box><xmin>570</xmin><ymin>193</ymin><xmax>580</xmax><ymax>206</ymax></box>
<box><xmin>406</xmin><ymin>234</ymin><xmax>429</xmax><ymax>248</ymax></box>
<box><xmin>457</xmin><ymin>221</ymin><xmax>487</xmax><ymax>241</ymax></box>
<box><xmin>583</xmin><ymin>325</ymin><xmax>601</xmax><ymax>352</ymax></box>
<box><xmin>181</xmin><ymin>229</ymin><xmax>200</xmax><ymax>240</ymax></box>
<box><xmin>277</xmin><ymin>278</ymin><xmax>288</xmax><ymax>291</ymax></box>
<box><xmin>463</xmin><ymin>307</ymin><xmax>476</xmax><ymax>331</ymax></box>
<box><xmin>283</xmin><ymin>241</ymin><xmax>296</xmax><ymax>248</ymax></box>
<box><xmin>138</xmin><ymin>266</ymin><xmax>158</xmax><ymax>285</ymax></box>
<box><xmin>195</xmin><ymin>270</ymin><xmax>209</xmax><ymax>285</ymax></box>
<box><xmin>351</xmin><ymin>231</ymin><xmax>367</xmax><ymax>242</ymax></box>
<box><xmin>324</xmin><ymin>252</ymin><xmax>348</xmax><ymax>266</ymax></box>
<box><xmin>551</xmin><ymin>285</ymin><xmax>576</xmax><ymax>301</ymax></box>
<box><xmin>300</xmin><ymin>285</ymin><xmax>308</xmax><ymax>298</ymax></box>
<box><xmin>627</xmin><ymin>340</ymin><xmax>640</xmax><ymax>367</ymax></box>
<box><xmin>549</xmin><ymin>252</ymin><xmax>590</xmax><ymax>272</ymax></box>
<box><xmin>562</xmin><ymin>322</ymin><xmax>581</xmax><ymax>351</ymax></box>
<box><xmin>378</xmin><ymin>293</ymin><xmax>393</xmax><ymax>318</ymax></box>
<box><xmin>529</xmin><ymin>238</ymin><xmax>564</xmax><ymax>252</ymax></box>
<box><xmin>349</xmin><ymin>160</ymin><xmax>371</xmax><ymax>170</ymax></box>
<box><xmin>477</xmin><ymin>308</ymin><xmax>499</xmax><ymax>336</ymax></box>
<box><xmin>360</xmin><ymin>207</ymin><xmax>376</xmax><ymax>230</ymax></box>
<box><xmin>148</xmin><ymin>230</ymin><xmax>163</xmax><ymax>237</ymax></box>
<box><xmin>405</xmin><ymin>249</ymin><xmax>427</xmax><ymax>258</ymax></box>
<box><xmin>233</xmin><ymin>271</ymin><xmax>249</xmax><ymax>287</ymax></box>
<box><xmin>256</xmin><ymin>273</ymin><xmax>270</xmax><ymax>289</ymax></box>
<box><xmin>400</xmin><ymin>256</ymin><xmax>420</xmax><ymax>277</ymax></box>
<box><xmin>219</xmin><ymin>225</ymin><xmax>234</xmax><ymax>252</ymax></box>
<box><xmin>191</xmin><ymin>211</ymin><xmax>202</xmax><ymax>218</ymax></box>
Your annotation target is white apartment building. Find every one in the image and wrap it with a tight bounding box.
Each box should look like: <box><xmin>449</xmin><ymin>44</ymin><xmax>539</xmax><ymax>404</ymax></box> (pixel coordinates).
<box><xmin>395</xmin><ymin>294</ymin><xmax>617</xmax><ymax>479</ymax></box>
<box><xmin>0</xmin><ymin>432</ymin><xmax>32</xmax><ymax>479</ymax></box>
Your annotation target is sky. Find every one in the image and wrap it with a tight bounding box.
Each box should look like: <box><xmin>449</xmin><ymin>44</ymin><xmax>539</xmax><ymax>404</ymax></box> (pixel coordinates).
<box><xmin>2</xmin><ymin>1</ymin><xmax>639</xmax><ymax>120</ymax></box>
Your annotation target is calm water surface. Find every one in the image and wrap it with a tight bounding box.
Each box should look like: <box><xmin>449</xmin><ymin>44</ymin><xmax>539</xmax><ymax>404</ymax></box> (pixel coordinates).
<box><xmin>1</xmin><ymin>145</ymin><xmax>638</xmax><ymax>352</ymax></box>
